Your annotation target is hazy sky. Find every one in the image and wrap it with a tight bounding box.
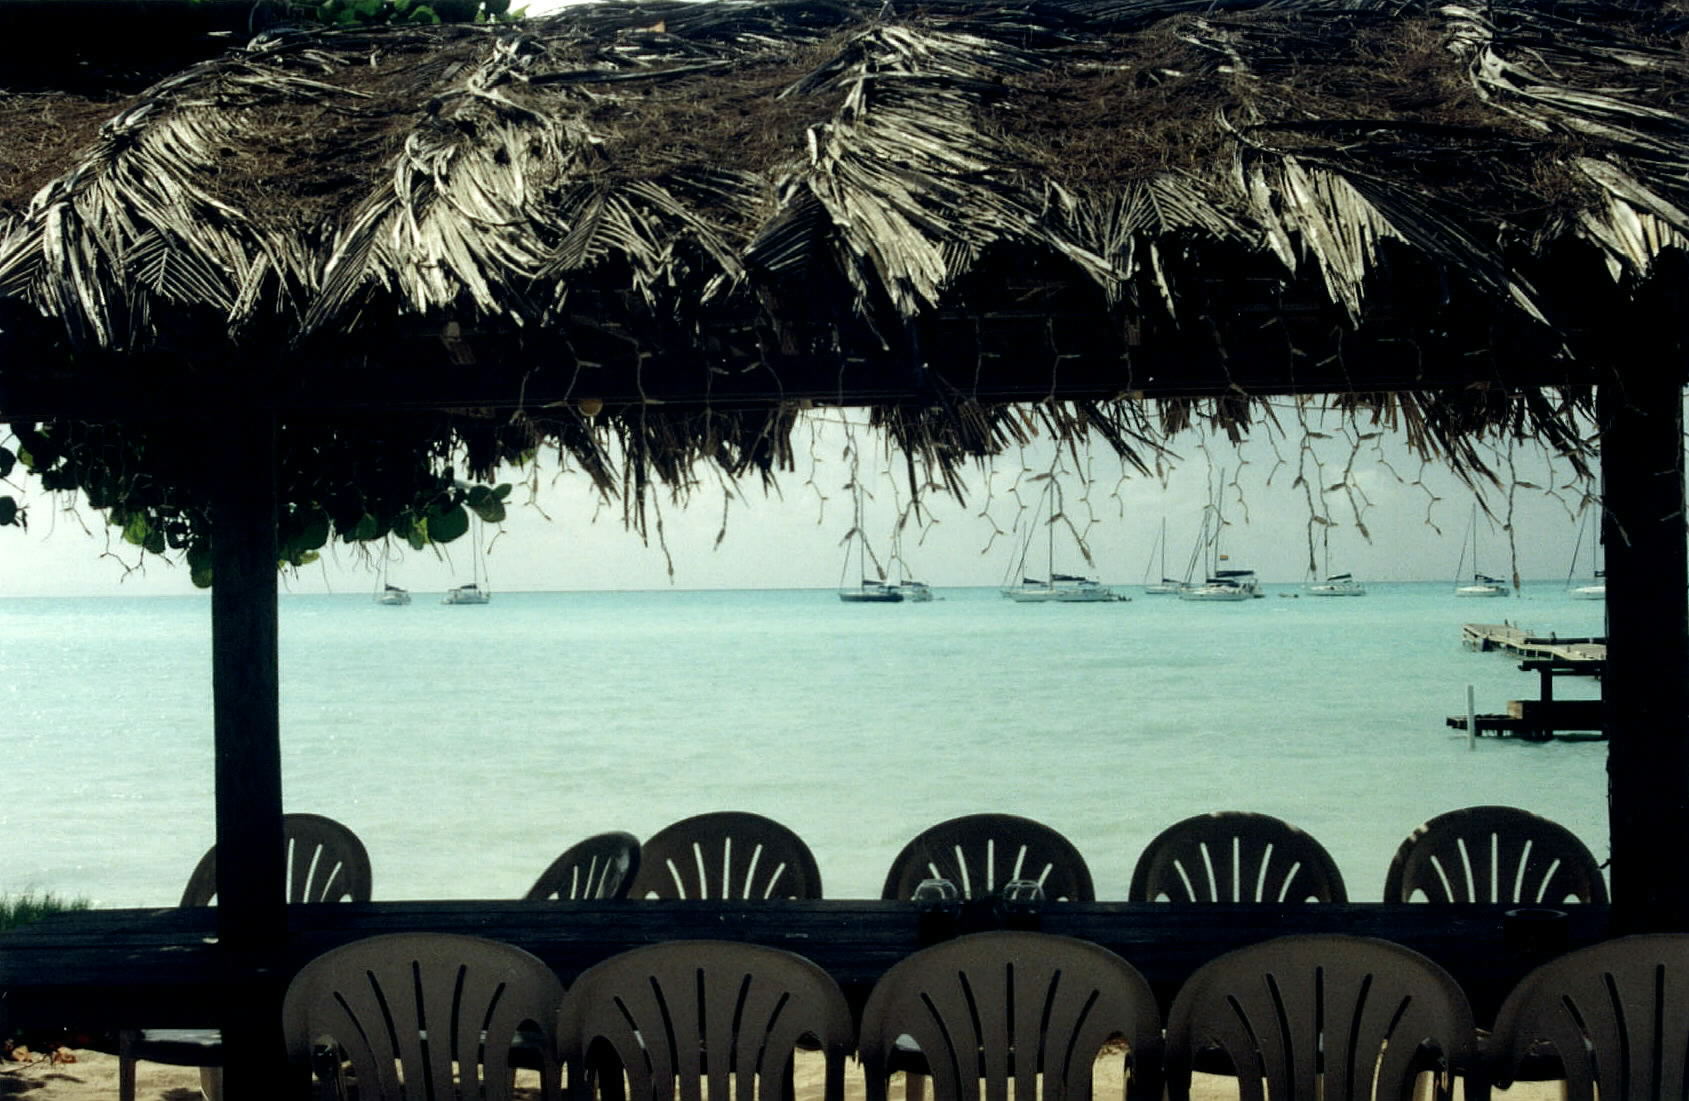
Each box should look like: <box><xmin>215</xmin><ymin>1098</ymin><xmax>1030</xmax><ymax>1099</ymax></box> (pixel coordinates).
<box><xmin>0</xmin><ymin>405</ymin><xmax>1609</xmax><ymax>597</ymax></box>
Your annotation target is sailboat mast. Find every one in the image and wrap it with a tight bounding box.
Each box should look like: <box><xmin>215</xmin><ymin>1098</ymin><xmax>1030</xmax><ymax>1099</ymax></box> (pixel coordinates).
<box><xmin>1471</xmin><ymin>504</ymin><xmax>1480</xmax><ymax>580</ymax></box>
<box><xmin>1210</xmin><ymin>470</ymin><xmax>1225</xmax><ymax>577</ymax></box>
<box><xmin>1047</xmin><ymin>501</ymin><xmax>1055</xmax><ymax>581</ymax></box>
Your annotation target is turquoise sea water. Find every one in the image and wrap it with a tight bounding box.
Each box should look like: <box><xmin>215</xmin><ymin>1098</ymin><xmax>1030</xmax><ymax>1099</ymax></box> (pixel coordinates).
<box><xmin>0</xmin><ymin>583</ymin><xmax>1607</xmax><ymax>908</ymax></box>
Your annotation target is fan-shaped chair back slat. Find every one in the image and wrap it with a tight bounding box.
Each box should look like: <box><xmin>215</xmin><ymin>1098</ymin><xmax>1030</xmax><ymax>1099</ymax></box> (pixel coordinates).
<box><xmin>557</xmin><ymin>940</ymin><xmax>855</xmax><ymax>1101</ymax></box>
<box><xmin>282</xmin><ymin>933</ymin><xmax>564</xmax><ymax>1101</ymax></box>
<box><xmin>1383</xmin><ymin>805</ymin><xmax>1607</xmax><ymax>904</ymax></box>
<box><xmin>858</xmin><ymin>931</ymin><xmax>1162</xmax><ymax>1101</ymax></box>
<box><xmin>1129</xmin><ymin>811</ymin><xmax>1347</xmax><ymax>903</ymax></box>
<box><xmin>179</xmin><ymin>812</ymin><xmax>371</xmax><ymax>906</ymax></box>
<box><xmin>526</xmin><ymin>831</ymin><xmax>640</xmax><ymax>900</ymax></box>
<box><xmin>1165</xmin><ymin>935</ymin><xmax>1476</xmax><ymax>1101</ymax></box>
<box><xmin>1491</xmin><ymin>934</ymin><xmax>1689</xmax><ymax>1101</ymax></box>
<box><xmin>627</xmin><ymin>812</ymin><xmax>821</xmax><ymax>899</ymax></box>
<box><xmin>881</xmin><ymin>814</ymin><xmax>1094</xmax><ymax>901</ymax></box>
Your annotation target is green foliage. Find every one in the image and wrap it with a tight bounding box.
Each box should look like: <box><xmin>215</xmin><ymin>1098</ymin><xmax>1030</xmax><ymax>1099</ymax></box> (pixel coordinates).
<box><xmin>8</xmin><ymin>419</ymin><xmax>522</xmax><ymax>588</ymax></box>
<box><xmin>0</xmin><ymin>892</ymin><xmax>89</xmax><ymax>933</ymax></box>
<box><xmin>466</xmin><ymin>483</ymin><xmax>512</xmax><ymax>525</ymax></box>
<box><xmin>0</xmin><ymin>445</ymin><xmax>21</xmax><ymax>530</ymax></box>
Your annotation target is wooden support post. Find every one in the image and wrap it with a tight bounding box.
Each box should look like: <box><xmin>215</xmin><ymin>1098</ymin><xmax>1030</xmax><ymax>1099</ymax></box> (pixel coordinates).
<box><xmin>1601</xmin><ymin>366</ymin><xmax>1689</xmax><ymax>932</ymax></box>
<box><xmin>209</xmin><ymin>413</ymin><xmax>288</xmax><ymax>1088</ymax></box>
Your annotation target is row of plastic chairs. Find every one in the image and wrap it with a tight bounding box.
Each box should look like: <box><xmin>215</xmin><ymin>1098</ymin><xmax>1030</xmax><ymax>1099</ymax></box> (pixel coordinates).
<box><xmin>120</xmin><ymin>805</ymin><xmax>1605</xmax><ymax>1099</ymax></box>
<box><xmin>172</xmin><ymin>805</ymin><xmax>1609</xmax><ymax>908</ymax></box>
<box><xmin>282</xmin><ymin>928</ymin><xmax>1689</xmax><ymax>1101</ymax></box>
<box><xmin>548</xmin><ymin>804</ymin><xmax>1608</xmax><ymax>905</ymax></box>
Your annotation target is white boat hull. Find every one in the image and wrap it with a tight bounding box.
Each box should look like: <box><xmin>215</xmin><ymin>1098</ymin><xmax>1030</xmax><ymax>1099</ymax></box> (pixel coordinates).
<box><xmin>1003</xmin><ymin>582</ymin><xmax>1123</xmax><ymax>603</ymax></box>
<box><xmin>1455</xmin><ymin>584</ymin><xmax>1508</xmax><ymax>597</ymax></box>
<box><xmin>1179</xmin><ymin>570</ymin><xmax>1261</xmax><ymax>602</ymax></box>
<box><xmin>1179</xmin><ymin>585</ymin><xmax>1253</xmax><ymax>602</ymax></box>
<box><xmin>1570</xmin><ymin>584</ymin><xmax>1606</xmax><ymax>600</ymax></box>
<box><xmin>443</xmin><ymin>587</ymin><xmax>491</xmax><ymax>604</ymax></box>
<box><xmin>1305</xmin><ymin>581</ymin><xmax>1366</xmax><ymax>596</ymax></box>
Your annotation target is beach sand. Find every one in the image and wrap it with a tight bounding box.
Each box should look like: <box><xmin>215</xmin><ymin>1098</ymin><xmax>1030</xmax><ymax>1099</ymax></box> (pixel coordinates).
<box><xmin>2</xmin><ymin>1049</ymin><xmax>1564</xmax><ymax>1099</ymax></box>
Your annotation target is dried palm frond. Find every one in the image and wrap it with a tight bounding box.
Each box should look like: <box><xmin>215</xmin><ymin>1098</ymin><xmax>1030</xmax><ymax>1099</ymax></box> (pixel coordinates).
<box><xmin>0</xmin><ymin>0</ymin><xmax>1673</xmax><ymax>560</ymax></box>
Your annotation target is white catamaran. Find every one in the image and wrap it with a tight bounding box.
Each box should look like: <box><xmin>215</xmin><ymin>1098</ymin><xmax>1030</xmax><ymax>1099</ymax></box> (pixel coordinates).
<box><xmin>1303</xmin><ymin>529</ymin><xmax>1365</xmax><ymax>596</ymax></box>
<box><xmin>442</xmin><ymin>515</ymin><xmax>491</xmax><ymax>604</ymax></box>
<box><xmin>1001</xmin><ymin>483</ymin><xmax>1124</xmax><ymax>603</ymax></box>
<box><xmin>1179</xmin><ymin>476</ymin><xmax>1261</xmax><ymax>602</ymax></box>
<box><xmin>1454</xmin><ymin>504</ymin><xmax>1509</xmax><ymax>597</ymax></box>
<box><xmin>375</xmin><ymin>556</ymin><xmax>411</xmax><ymax>605</ymax></box>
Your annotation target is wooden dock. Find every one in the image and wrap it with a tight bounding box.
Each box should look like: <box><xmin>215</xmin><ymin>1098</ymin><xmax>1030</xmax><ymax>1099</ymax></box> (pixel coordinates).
<box><xmin>1446</xmin><ymin>702</ymin><xmax>1606</xmax><ymax>742</ymax></box>
<box><xmin>1452</xmin><ymin>625</ymin><xmax>1606</xmax><ymax>741</ymax></box>
<box><xmin>1460</xmin><ymin>622</ymin><xmax>1606</xmax><ymax>666</ymax></box>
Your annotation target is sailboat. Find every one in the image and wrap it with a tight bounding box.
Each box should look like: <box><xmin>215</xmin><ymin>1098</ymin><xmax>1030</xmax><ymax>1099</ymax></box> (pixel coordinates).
<box><xmin>1179</xmin><ymin>476</ymin><xmax>1261</xmax><ymax>601</ymax></box>
<box><xmin>887</xmin><ymin>522</ymin><xmax>935</xmax><ymax>602</ymax></box>
<box><xmin>1567</xmin><ymin>507</ymin><xmax>1606</xmax><ymax>600</ymax></box>
<box><xmin>1001</xmin><ymin>483</ymin><xmax>1124</xmax><ymax>603</ymax></box>
<box><xmin>442</xmin><ymin>517</ymin><xmax>492</xmax><ymax>604</ymax></box>
<box><xmin>1141</xmin><ymin>518</ymin><xmax>1183</xmax><ymax>594</ymax></box>
<box><xmin>375</xmin><ymin>554</ymin><xmax>410</xmax><ymax>605</ymax></box>
<box><xmin>1303</xmin><ymin>527</ymin><xmax>1365</xmax><ymax>596</ymax></box>
<box><xmin>839</xmin><ymin>508</ymin><xmax>902</xmax><ymax>603</ymax></box>
<box><xmin>1454</xmin><ymin>504</ymin><xmax>1509</xmax><ymax>597</ymax></box>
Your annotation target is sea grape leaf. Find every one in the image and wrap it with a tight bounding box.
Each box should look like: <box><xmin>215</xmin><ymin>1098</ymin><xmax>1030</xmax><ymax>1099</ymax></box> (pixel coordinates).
<box><xmin>0</xmin><ymin>447</ymin><xmax>13</xmax><ymax>478</ymax></box>
<box><xmin>297</xmin><ymin>509</ymin><xmax>331</xmax><ymax>552</ymax></box>
<box><xmin>187</xmin><ymin>544</ymin><xmax>213</xmax><ymax>589</ymax></box>
<box><xmin>0</xmin><ymin>496</ymin><xmax>17</xmax><ymax>526</ymax></box>
<box><xmin>122</xmin><ymin>513</ymin><xmax>149</xmax><ymax>547</ymax></box>
<box><xmin>427</xmin><ymin>503</ymin><xmax>470</xmax><ymax>543</ymax></box>
<box><xmin>14</xmin><ymin>427</ymin><xmax>55</xmax><ymax>468</ymax></box>
<box><xmin>466</xmin><ymin>485</ymin><xmax>506</xmax><ymax>524</ymax></box>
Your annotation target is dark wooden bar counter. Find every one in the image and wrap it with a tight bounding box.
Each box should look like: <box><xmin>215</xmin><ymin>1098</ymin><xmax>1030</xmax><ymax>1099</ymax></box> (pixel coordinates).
<box><xmin>0</xmin><ymin>900</ymin><xmax>1611</xmax><ymax>1030</ymax></box>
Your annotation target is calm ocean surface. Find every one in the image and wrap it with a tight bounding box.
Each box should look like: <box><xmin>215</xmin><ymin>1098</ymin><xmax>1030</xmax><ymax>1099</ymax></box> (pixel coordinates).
<box><xmin>1</xmin><ymin>582</ymin><xmax>1607</xmax><ymax>908</ymax></box>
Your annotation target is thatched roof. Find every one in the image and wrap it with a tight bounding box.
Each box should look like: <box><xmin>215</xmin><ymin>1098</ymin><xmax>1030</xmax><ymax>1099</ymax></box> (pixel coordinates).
<box><xmin>1</xmin><ymin>0</ymin><xmax>1686</xmax><ymax>568</ymax></box>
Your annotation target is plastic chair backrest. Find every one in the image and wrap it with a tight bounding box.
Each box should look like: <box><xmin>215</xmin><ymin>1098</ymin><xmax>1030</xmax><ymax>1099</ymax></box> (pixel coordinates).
<box><xmin>557</xmin><ymin>939</ymin><xmax>855</xmax><ymax>1101</ymax></box>
<box><xmin>1490</xmin><ymin>934</ymin><xmax>1689</xmax><ymax>1101</ymax></box>
<box><xmin>626</xmin><ymin>811</ymin><xmax>822</xmax><ymax>899</ymax></box>
<box><xmin>179</xmin><ymin>812</ymin><xmax>372</xmax><ymax>906</ymax></box>
<box><xmin>524</xmin><ymin>831</ymin><xmax>640</xmax><ymax>900</ymax></box>
<box><xmin>1128</xmin><ymin>811</ymin><xmax>1347</xmax><ymax>902</ymax></box>
<box><xmin>1382</xmin><ymin>805</ymin><xmax>1607</xmax><ymax>904</ymax></box>
<box><xmin>857</xmin><ymin>930</ymin><xmax>1162</xmax><ymax>1101</ymax></box>
<box><xmin>282</xmin><ymin>932</ymin><xmax>564</xmax><ymax>1101</ymax></box>
<box><xmin>880</xmin><ymin>813</ymin><xmax>1095</xmax><ymax>901</ymax></box>
<box><xmin>1165</xmin><ymin>934</ymin><xmax>1476</xmax><ymax>1101</ymax></box>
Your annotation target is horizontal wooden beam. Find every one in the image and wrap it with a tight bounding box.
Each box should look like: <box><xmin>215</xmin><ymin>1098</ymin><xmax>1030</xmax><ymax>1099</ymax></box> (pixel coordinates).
<box><xmin>0</xmin><ymin>900</ymin><xmax>1612</xmax><ymax>1030</ymax></box>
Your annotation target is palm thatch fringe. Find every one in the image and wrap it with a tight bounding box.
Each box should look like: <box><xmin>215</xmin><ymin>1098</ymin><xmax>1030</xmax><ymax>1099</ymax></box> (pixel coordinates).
<box><xmin>1</xmin><ymin>0</ymin><xmax>1681</xmax><ymax>568</ymax></box>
